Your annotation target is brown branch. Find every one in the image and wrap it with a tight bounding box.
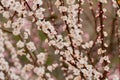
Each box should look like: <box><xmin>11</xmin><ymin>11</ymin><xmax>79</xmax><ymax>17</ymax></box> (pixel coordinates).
<box><xmin>86</xmin><ymin>0</ymin><xmax>100</xmax><ymax>70</ymax></box>
<box><xmin>0</xmin><ymin>2</ymin><xmax>7</xmax><ymax>10</ymax></box>
<box><xmin>78</xmin><ymin>0</ymin><xmax>82</xmax><ymax>24</ymax></box>
<box><xmin>98</xmin><ymin>2</ymin><xmax>108</xmax><ymax>80</ymax></box>
<box><xmin>23</xmin><ymin>0</ymin><xmax>37</xmax><ymax>22</ymax></box>
<box><xmin>99</xmin><ymin>2</ymin><xmax>104</xmax><ymax>51</ymax></box>
<box><xmin>88</xmin><ymin>0</ymin><xmax>98</xmax><ymax>34</ymax></box>
<box><xmin>59</xmin><ymin>0</ymin><xmax>76</xmax><ymax>55</ymax></box>
<box><xmin>116</xmin><ymin>26</ymin><xmax>120</xmax><ymax>55</ymax></box>
<box><xmin>87</xmin><ymin>36</ymin><xmax>99</xmax><ymax>70</ymax></box>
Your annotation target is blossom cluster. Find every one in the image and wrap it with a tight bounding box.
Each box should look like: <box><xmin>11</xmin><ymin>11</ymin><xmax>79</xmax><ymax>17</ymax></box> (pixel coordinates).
<box><xmin>0</xmin><ymin>0</ymin><xmax>119</xmax><ymax>80</ymax></box>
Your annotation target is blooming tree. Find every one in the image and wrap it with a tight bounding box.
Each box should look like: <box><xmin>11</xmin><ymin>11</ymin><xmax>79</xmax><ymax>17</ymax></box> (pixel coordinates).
<box><xmin>0</xmin><ymin>0</ymin><xmax>119</xmax><ymax>80</ymax></box>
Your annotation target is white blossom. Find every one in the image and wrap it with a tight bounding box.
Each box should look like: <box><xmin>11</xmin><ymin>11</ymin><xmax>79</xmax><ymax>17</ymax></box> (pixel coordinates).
<box><xmin>0</xmin><ymin>72</ymin><xmax>4</xmax><ymax>80</ymax></box>
<box><xmin>16</xmin><ymin>40</ymin><xmax>24</xmax><ymax>48</ymax></box>
<box><xmin>34</xmin><ymin>66</ymin><xmax>45</xmax><ymax>76</ymax></box>
<box><xmin>37</xmin><ymin>53</ymin><xmax>46</xmax><ymax>64</ymax></box>
<box><xmin>99</xmin><ymin>0</ymin><xmax>107</xmax><ymax>3</ymax></box>
<box><xmin>55</xmin><ymin>0</ymin><xmax>61</xmax><ymax>7</ymax></box>
<box><xmin>66</xmin><ymin>0</ymin><xmax>75</xmax><ymax>5</ymax></box>
<box><xmin>26</xmin><ymin>41</ymin><xmax>36</xmax><ymax>52</ymax></box>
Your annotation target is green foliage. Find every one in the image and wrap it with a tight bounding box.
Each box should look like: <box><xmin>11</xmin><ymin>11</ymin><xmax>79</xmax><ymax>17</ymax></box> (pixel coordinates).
<box><xmin>38</xmin><ymin>30</ymin><xmax>47</xmax><ymax>41</ymax></box>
